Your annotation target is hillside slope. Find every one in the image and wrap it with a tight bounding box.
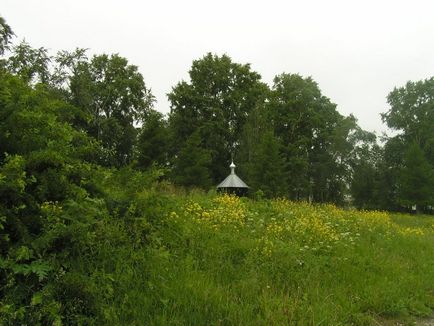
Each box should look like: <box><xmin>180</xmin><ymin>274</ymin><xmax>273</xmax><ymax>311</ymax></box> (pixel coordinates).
<box><xmin>102</xmin><ymin>192</ymin><xmax>434</xmax><ymax>325</ymax></box>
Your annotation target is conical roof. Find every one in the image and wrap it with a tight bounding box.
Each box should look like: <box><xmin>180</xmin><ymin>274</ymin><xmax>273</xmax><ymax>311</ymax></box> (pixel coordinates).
<box><xmin>217</xmin><ymin>162</ymin><xmax>249</xmax><ymax>188</ymax></box>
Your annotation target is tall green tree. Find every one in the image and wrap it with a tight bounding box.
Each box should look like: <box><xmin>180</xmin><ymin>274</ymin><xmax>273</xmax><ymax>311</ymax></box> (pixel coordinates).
<box><xmin>374</xmin><ymin>136</ymin><xmax>405</xmax><ymax>211</ymax></box>
<box><xmin>269</xmin><ymin>73</ymin><xmax>358</xmax><ymax>202</ymax></box>
<box><xmin>383</xmin><ymin>78</ymin><xmax>434</xmax><ymax>154</ymax></box>
<box><xmin>399</xmin><ymin>142</ymin><xmax>433</xmax><ymax>211</ymax></box>
<box><xmin>168</xmin><ymin>53</ymin><xmax>268</xmax><ymax>184</ymax></box>
<box><xmin>249</xmin><ymin>131</ymin><xmax>287</xmax><ymax>198</ymax></box>
<box><xmin>0</xmin><ymin>70</ymin><xmax>96</xmax><ymax>256</ymax></box>
<box><xmin>2</xmin><ymin>22</ymin><xmax>156</xmax><ymax>169</ymax></box>
<box><xmin>172</xmin><ymin>130</ymin><xmax>212</xmax><ymax>188</ymax></box>
<box><xmin>238</xmin><ymin>105</ymin><xmax>287</xmax><ymax>198</ymax></box>
<box><xmin>7</xmin><ymin>41</ymin><xmax>51</xmax><ymax>84</ymax></box>
<box><xmin>350</xmin><ymin>137</ymin><xmax>381</xmax><ymax>209</ymax></box>
<box><xmin>382</xmin><ymin>78</ymin><xmax>434</xmax><ymax>210</ymax></box>
<box><xmin>135</xmin><ymin>110</ymin><xmax>168</xmax><ymax>169</ymax></box>
<box><xmin>0</xmin><ymin>70</ymin><xmax>115</xmax><ymax>324</ymax></box>
<box><xmin>68</xmin><ymin>54</ymin><xmax>155</xmax><ymax>166</ymax></box>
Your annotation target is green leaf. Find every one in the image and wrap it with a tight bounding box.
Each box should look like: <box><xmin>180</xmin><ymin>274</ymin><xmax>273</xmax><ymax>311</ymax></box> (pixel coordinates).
<box><xmin>0</xmin><ymin>215</ymin><xmax>6</xmax><ymax>230</ymax></box>
<box><xmin>29</xmin><ymin>260</ymin><xmax>51</xmax><ymax>281</ymax></box>
<box><xmin>31</xmin><ymin>292</ymin><xmax>43</xmax><ymax>306</ymax></box>
<box><xmin>15</xmin><ymin>246</ymin><xmax>33</xmax><ymax>262</ymax></box>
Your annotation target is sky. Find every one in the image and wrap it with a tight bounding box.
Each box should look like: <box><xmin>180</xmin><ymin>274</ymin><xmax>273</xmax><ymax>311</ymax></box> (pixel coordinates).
<box><xmin>3</xmin><ymin>0</ymin><xmax>434</xmax><ymax>134</ymax></box>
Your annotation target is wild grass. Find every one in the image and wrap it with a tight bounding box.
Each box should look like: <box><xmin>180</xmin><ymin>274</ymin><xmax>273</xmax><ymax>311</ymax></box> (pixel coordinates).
<box><xmin>89</xmin><ymin>193</ymin><xmax>434</xmax><ymax>325</ymax></box>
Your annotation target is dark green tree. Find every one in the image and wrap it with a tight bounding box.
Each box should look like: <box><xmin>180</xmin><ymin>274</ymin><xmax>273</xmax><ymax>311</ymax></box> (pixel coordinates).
<box><xmin>269</xmin><ymin>73</ymin><xmax>358</xmax><ymax>202</ymax></box>
<box><xmin>374</xmin><ymin>136</ymin><xmax>406</xmax><ymax>211</ymax></box>
<box><xmin>399</xmin><ymin>142</ymin><xmax>433</xmax><ymax>212</ymax></box>
<box><xmin>249</xmin><ymin>131</ymin><xmax>287</xmax><ymax>198</ymax></box>
<box><xmin>350</xmin><ymin>135</ymin><xmax>381</xmax><ymax>209</ymax></box>
<box><xmin>68</xmin><ymin>54</ymin><xmax>155</xmax><ymax>166</ymax></box>
<box><xmin>172</xmin><ymin>130</ymin><xmax>212</xmax><ymax>188</ymax></box>
<box><xmin>383</xmin><ymin>78</ymin><xmax>434</xmax><ymax>157</ymax></box>
<box><xmin>168</xmin><ymin>53</ymin><xmax>268</xmax><ymax>184</ymax></box>
<box><xmin>136</xmin><ymin>110</ymin><xmax>168</xmax><ymax>169</ymax></box>
<box><xmin>237</xmin><ymin>105</ymin><xmax>287</xmax><ymax>198</ymax></box>
<box><xmin>0</xmin><ymin>19</ymin><xmax>161</xmax><ymax>323</ymax></box>
<box><xmin>381</xmin><ymin>78</ymin><xmax>434</xmax><ymax>210</ymax></box>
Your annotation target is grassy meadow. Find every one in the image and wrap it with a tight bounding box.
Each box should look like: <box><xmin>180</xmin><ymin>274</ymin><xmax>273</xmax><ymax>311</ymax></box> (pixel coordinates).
<box><xmin>78</xmin><ymin>189</ymin><xmax>434</xmax><ymax>325</ymax></box>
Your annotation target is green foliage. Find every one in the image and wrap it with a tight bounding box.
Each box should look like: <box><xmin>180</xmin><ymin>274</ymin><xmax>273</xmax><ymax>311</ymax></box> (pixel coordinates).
<box><xmin>351</xmin><ymin>159</ymin><xmax>377</xmax><ymax>209</ymax></box>
<box><xmin>350</xmin><ymin>131</ymin><xmax>381</xmax><ymax>209</ymax></box>
<box><xmin>94</xmin><ymin>193</ymin><xmax>434</xmax><ymax>325</ymax></box>
<box><xmin>136</xmin><ymin>110</ymin><xmax>168</xmax><ymax>169</ymax></box>
<box><xmin>168</xmin><ymin>53</ymin><xmax>268</xmax><ymax>183</ymax></box>
<box><xmin>375</xmin><ymin>136</ymin><xmax>406</xmax><ymax>211</ymax></box>
<box><xmin>7</xmin><ymin>41</ymin><xmax>51</xmax><ymax>84</ymax></box>
<box><xmin>0</xmin><ymin>66</ymin><xmax>137</xmax><ymax>324</ymax></box>
<box><xmin>68</xmin><ymin>53</ymin><xmax>155</xmax><ymax>167</ymax></box>
<box><xmin>399</xmin><ymin>142</ymin><xmax>434</xmax><ymax>209</ymax></box>
<box><xmin>383</xmin><ymin>78</ymin><xmax>434</xmax><ymax>147</ymax></box>
<box><xmin>0</xmin><ymin>16</ymin><xmax>14</xmax><ymax>56</ymax></box>
<box><xmin>270</xmin><ymin>73</ymin><xmax>358</xmax><ymax>202</ymax></box>
<box><xmin>380</xmin><ymin>78</ymin><xmax>434</xmax><ymax>211</ymax></box>
<box><xmin>240</xmin><ymin>128</ymin><xmax>287</xmax><ymax>198</ymax></box>
<box><xmin>237</xmin><ymin>105</ymin><xmax>286</xmax><ymax>197</ymax></box>
<box><xmin>0</xmin><ymin>154</ymin><xmax>27</xmax><ymax>197</ymax></box>
<box><xmin>172</xmin><ymin>130</ymin><xmax>212</xmax><ymax>189</ymax></box>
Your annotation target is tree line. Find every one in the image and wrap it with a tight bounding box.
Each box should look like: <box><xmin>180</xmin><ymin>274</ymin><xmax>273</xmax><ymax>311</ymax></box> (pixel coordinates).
<box><xmin>1</xmin><ymin>17</ymin><xmax>433</xmax><ymax>212</ymax></box>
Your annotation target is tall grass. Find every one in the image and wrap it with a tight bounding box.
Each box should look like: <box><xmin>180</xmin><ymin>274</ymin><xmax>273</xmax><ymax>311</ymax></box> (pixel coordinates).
<box><xmin>88</xmin><ymin>193</ymin><xmax>434</xmax><ymax>325</ymax></box>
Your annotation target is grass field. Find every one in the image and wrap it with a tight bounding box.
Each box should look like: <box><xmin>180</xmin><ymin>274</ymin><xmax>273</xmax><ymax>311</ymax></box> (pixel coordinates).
<box><xmin>85</xmin><ymin>192</ymin><xmax>434</xmax><ymax>325</ymax></box>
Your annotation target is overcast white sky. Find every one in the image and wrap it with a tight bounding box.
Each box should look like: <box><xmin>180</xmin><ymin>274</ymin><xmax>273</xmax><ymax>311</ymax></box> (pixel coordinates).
<box><xmin>3</xmin><ymin>0</ymin><xmax>434</xmax><ymax>134</ymax></box>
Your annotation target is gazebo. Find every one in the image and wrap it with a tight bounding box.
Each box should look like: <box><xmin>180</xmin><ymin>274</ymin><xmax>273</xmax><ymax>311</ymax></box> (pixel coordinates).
<box><xmin>216</xmin><ymin>162</ymin><xmax>249</xmax><ymax>196</ymax></box>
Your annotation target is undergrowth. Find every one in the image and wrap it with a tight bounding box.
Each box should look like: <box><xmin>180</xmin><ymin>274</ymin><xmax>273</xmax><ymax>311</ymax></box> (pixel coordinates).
<box><xmin>2</xmin><ymin>170</ymin><xmax>434</xmax><ymax>325</ymax></box>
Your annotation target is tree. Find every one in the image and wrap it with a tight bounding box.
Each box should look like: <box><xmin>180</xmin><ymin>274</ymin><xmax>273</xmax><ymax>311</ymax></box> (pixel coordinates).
<box><xmin>384</xmin><ymin>79</ymin><xmax>434</xmax><ymax>135</ymax></box>
<box><xmin>136</xmin><ymin>110</ymin><xmax>168</xmax><ymax>169</ymax></box>
<box><xmin>383</xmin><ymin>78</ymin><xmax>434</xmax><ymax>163</ymax></box>
<box><xmin>249</xmin><ymin>131</ymin><xmax>287</xmax><ymax>198</ymax></box>
<box><xmin>381</xmin><ymin>78</ymin><xmax>434</xmax><ymax>210</ymax></box>
<box><xmin>237</xmin><ymin>105</ymin><xmax>287</xmax><ymax>198</ymax></box>
<box><xmin>7</xmin><ymin>41</ymin><xmax>51</xmax><ymax>84</ymax></box>
<box><xmin>269</xmin><ymin>73</ymin><xmax>358</xmax><ymax>202</ymax></box>
<box><xmin>172</xmin><ymin>130</ymin><xmax>212</xmax><ymax>188</ymax></box>
<box><xmin>350</xmin><ymin>138</ymin><xmax>381</xmax><ymax>209</ymax></box>
<box><xmin>399</xmin><ymin>142</ymin><xmax>433</xmax><ymax>212</ymax></box>
<box><xmin>0</xmin><ymin>70</ymin><xmax>108</xmax><ymax>324</ymax></box>
<box><xmin>68</xmin><ymin>54</ymin><xmax>155</xmax><ymax>166</ymax></box>
<box><xmin>168</xmin><ymin>53</ymin><xmax>268</xmax><ymax>184</ymax></box>
<box><xmin>0</xmin><ymin>70</ymin><xmax>97</xmax><ymax>249</ymax></box>
<box><xmin>2</xmin><ymin>27</ymin><xmax>156</xmax><ymax>168</ymax></box>
<box><xmin>374</xmin><ymin>136</ymin><xmax>406</xmax><ymax>211</ymax></box>
<box><xmin>0</xmin><ymin>16</ymin><xmax>14</xmax><ymax>56</ymax></box>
